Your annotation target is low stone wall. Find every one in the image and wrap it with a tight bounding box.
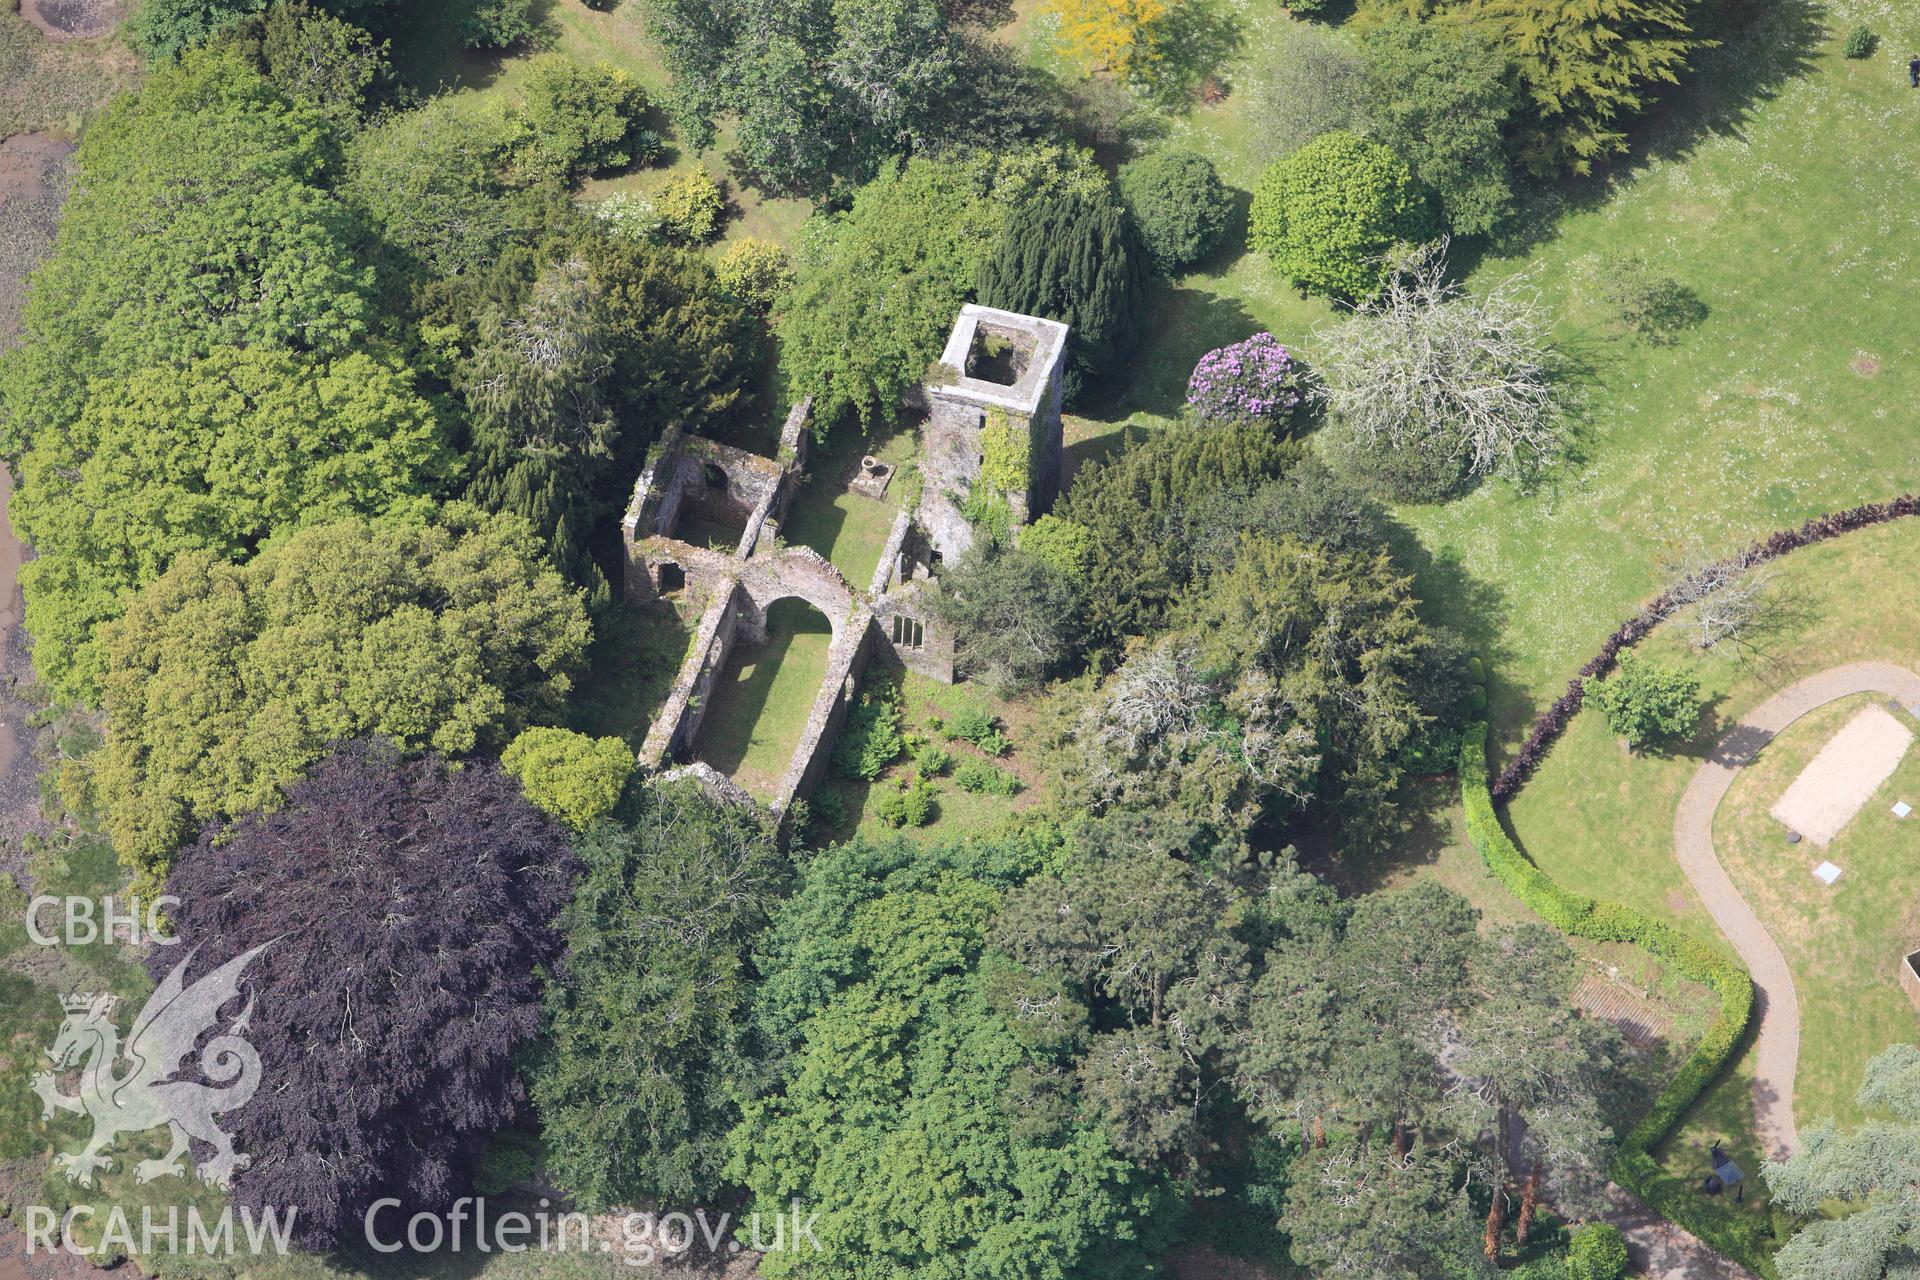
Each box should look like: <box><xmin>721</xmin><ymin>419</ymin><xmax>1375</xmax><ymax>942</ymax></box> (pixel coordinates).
<box><xmin>626</xmin><ymin>535</ymin><xmax>739</xmax><ymax>610</ymax></box>
<box><xmin>777</xmin><ymin>396</ymin><xmax>813</xmax><ymax>469</ymax></box>
<box><xmin>622</xmin><ymin>427</ymin><xmax>687</xmax><ymax>554</ymax></box>
<box><xmin>657</xmin><ymin>761</ymin><xmax>757</xmax><ymax>810</ymax></box>
<box><xmin>624</xmin><ymin>371</ymin><xmax>1028</xmax><ymax>809</ymax></box>
<box><xmin>638</xmin><ymin>584</ymin><xmax>741</xmax><ymax>768</ymax></box>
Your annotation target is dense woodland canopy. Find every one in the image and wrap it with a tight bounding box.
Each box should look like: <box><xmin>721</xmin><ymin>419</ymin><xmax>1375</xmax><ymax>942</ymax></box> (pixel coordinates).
<box><xmin>0</xmin><ymin>0</ymin><xmax>1801</xmax><ymax>1272</ymax></box>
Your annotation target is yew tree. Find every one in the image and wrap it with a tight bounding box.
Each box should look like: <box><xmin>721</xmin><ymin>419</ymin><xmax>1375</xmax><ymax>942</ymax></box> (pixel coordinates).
<box><xmin>975</xmin><ymin>190</ymin><xmax>1149</xmax><ymax>403</ymax></box>
<box><xmin>531</xmin><ymin>782</ymin><xmax>789</xmax><ymax>1208</ymax></box>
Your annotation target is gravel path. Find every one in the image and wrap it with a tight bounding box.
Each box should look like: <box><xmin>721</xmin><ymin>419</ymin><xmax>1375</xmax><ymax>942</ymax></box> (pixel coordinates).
<box><xmin>1603</xmin><ymin>1184</ymin><xmax>1757</xmax><ymax>1280</ymax></box>
<box><xmin>1673</xmin><ymin>660</ymin><xmax>1920</xmax><ymax>1162</ymax></box>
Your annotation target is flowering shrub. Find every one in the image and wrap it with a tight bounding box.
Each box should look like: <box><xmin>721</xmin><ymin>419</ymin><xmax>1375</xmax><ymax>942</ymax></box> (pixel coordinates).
<box><xmin>1185</xmin><ymin>333</ymin><xmax>1307</xmax><ymax>430</ymax></box>
<box><xmin>594</xmin><ymin>190</ymin><xmax>662</xmax><ymax>242</ymax></box>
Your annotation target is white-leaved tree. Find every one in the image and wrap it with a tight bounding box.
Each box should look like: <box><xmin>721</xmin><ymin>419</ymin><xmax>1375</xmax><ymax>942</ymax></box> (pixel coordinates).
<box><xmin>1314</xmin><ymin>240</ymin><xmax>1568</xmax><ymax>494</ymax></box>
<box><xmin>1657</xmin><ymin>541</ymin><xmax>1780</xmax><ymax>655</ymax></box>
<box><xmin>1766</xmin><ymin>1044</ymin><xmax>1920</xmax><ymax>1280</ymax></box>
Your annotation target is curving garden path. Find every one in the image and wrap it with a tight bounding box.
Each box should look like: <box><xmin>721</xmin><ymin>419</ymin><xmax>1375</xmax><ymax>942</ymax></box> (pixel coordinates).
<box><xmin>1673</xmin><ymin>660</ymin><xmax>1920</xmax><ymax>1163</ymax></box>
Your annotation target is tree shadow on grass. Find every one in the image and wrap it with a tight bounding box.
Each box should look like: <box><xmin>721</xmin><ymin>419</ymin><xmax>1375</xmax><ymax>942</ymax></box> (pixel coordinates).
<box><xmin>570</xmin><ymin>602</ymin><xmax>694</xmax><ymax>752</ymax></box>
<box><xmin>1634</xmin><ymin>0</ymin><xmax>1824</xmax><ymax>168</ymax></box>
<box><xmin>1139</xmin><ymin>0</ymin><xmax>1245</xmax><ymax>109</ymax></box>
<box><xmin>1471</xmin><ymin>0</ymin><xmax>1823</xmax><ymax>263</ymax></box>
<box><xmin>1111</xmin><ymin>281</ymin><xmax>1258</xmax><ymax>420</ymax></box>
<box><xmin>1298</xmin><ymin>776</ymin><xmax>1465</xmax><ymax>896</ymax></box>
<box><xmin>385</xmin><ymin>0</ymin><xmax>561</xmax><ymax>96</ymax></box>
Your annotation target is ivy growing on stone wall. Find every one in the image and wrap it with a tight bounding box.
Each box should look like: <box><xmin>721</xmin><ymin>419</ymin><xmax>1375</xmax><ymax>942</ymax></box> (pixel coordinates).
<box><xmin>961</xmin><ymin>487</ymin><xmax>1013</xmax><ymax>545</ymax></box>
<box><xmin>980</xmin><ymin>408</ymin><xmax>1032</xmax><ymax>497</ymax></box>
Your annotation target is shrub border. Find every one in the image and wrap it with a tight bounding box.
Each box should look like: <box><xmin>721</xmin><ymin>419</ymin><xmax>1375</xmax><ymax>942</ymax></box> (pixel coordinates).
<box><xmin>1457</xmin><ymin>497</ymin><xmax>1920</xmax><ymax>1273</ymax></box>
<box><xmin>1460</xmin><ymin>724</ymin><xmax>1770</xmax><ymax>1270</ymax></box>
<box><xmin>1490</xmin><ymin>495</ymin><xmax>1920</xmax><ymax>802</ymax></box>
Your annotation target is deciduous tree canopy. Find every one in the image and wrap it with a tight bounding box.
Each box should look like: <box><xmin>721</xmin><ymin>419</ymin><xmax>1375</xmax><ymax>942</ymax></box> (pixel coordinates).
<box><xmin>156</xmin><ymin>742</ymin><xmax>577</xmax><ymax>1249</ymax></box>
<box><xmin>14</xmin><ymin>345</ymin><xmax>453</xmax><ymax>701</ymax></box>
<box><xmin>0</xmin><ymin>49</ymin><xmax>372</xmax><ymax>454</ymax></box>
<box><xmin>1249</xmin><ymin>130</ymin><xmax>1434</xmax><ymax>301</ymax></box>
<box><xmin>644</xmin><ymin>0</ymin><xmax>957</xmax><ymax>198</ymax></box>
<box><xmin>94</xmin><ymin>506</ymin><xmax>591</xmax><ymax>897</ymax></box>
<box><xmin>731</xmin><ymin>831</ymin><xmax>1175</xmax><ymax>1280</ymax></box>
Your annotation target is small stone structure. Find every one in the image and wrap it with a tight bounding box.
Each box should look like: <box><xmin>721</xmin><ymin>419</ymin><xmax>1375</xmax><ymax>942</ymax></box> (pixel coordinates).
<box><xmin>919</xmin><ymin>305</ymin><xmax>1070</xmax><ymax>561</ymax></box>
<box><xmin>1902</xmin><ymin>950</ymin><xmax>1920</xmax><ymax>1014</ymax></box>
<box><xmin>627</xmin><ymin>306</ymin><xmax>1066</xmax><ymax>811</ymax></box>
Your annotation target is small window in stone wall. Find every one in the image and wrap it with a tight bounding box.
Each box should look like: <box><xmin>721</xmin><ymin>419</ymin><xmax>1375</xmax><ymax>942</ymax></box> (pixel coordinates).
<box><xmin>890</xmin><ymin>615</ymin><xmax>925</xmax><ymax>650</ymax></box>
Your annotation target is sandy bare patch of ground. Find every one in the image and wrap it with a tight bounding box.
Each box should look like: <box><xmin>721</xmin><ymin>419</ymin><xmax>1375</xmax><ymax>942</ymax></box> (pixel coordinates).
<box><xmin>0</xmin><ymin>132</ymin><xmax>73</xmax><ymax>349</ymax></box>
<box><xmin>19</xmin><ymin>0</ymin><xmax>122</xmax><ymax>41</ymax></box>
<box><xmin>1769</xmin><ymin>702</ymin><xmax>1912</xmax><ymax>845</ymax></box>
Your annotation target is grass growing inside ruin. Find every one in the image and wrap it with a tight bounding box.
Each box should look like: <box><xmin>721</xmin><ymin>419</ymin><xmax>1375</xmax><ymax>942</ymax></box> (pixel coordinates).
<box><xmin>691</xmin><ymin>598</ymin><xmax>834</xmax><ymax>801</ymax></box>
<box><xmin>780</xmin><ymin>427</ymin><xmax>917</xmax><ymax>591</ymax></box>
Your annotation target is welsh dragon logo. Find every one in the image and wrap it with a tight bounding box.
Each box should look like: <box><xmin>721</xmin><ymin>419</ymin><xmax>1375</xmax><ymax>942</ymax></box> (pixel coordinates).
<box><xmin>32</xmin><ymin>944</ymin><xmax>270</xmax><ymax>1188</ymax></box>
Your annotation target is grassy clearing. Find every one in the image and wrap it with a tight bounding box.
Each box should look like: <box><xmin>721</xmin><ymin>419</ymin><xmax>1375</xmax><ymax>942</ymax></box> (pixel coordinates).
<box><xmin>691</xmin><ymin>598</ymin><xmax>834</xmax><ymax>800</ymax></box>
<box><xmin>568</xmin><ymin>600</ymin><xmax>692</xmax><ymax>751</ymax></box>
<box><xmin>1015</xmin><ymin>0</ymin><xmax>1920</xmax><ymax>752</ymax></box>
<box><xmin>389</xmin><ymin>0</ymin><xmax>812</xmax><ymax>255</ymax></box>
<box><xmin>1716</xmin><ymin>692</ymin><xmax>1920</xmax><ymax>1130</ymax></box>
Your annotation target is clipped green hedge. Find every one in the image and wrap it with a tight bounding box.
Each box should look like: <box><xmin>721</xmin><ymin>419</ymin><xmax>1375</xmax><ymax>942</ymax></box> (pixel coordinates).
<box><xmin>1459</xmin><ymin>724</ymin><xmax>1773</xmax><ymax>1274</ymax></box>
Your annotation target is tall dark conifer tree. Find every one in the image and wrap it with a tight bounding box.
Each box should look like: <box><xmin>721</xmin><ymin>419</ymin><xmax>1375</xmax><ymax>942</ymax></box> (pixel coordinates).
<box><xmin>975</xmin><ymin>193</ymin><xmax>1149</xmax><ymax>404</ymax></box>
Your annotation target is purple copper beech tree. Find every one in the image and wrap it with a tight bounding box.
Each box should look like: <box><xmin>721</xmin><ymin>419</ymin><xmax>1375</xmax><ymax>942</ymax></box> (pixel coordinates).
<box><xmin>151</xmin><ymin>740</ymin><xmax>579</xmax><ymax>1249</ymax></box>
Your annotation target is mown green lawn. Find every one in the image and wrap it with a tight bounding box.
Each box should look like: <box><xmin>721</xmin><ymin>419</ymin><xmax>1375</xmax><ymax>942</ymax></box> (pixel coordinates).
<box><xmin>1717</xmin><ymin>692</ymin><xmax>1920</xmax><ymax>1130</ymax></box>
<box><xmin>1503</xmin><ymin>516</ymin><xmax>1920</xmax><ymax>1234</ymax></box>
<box><xmin>691</xmin><ymin>598</ymin><xmax>835</xmax><ymax>800</ymax></box>
<box><xmin>389</xmin><ymin>0</ymin><xmax>1920</xmax><ymax>1248</ymax></box>
<box><xmin>1036</xmin><ymin>0</ymin><xmax>1920</xmax><ymax>1210</ymax></box>
<box><xmin>1007</xmin><ymin>0</ymin><xmax>1920</xmax><ymax>733</ymax></box>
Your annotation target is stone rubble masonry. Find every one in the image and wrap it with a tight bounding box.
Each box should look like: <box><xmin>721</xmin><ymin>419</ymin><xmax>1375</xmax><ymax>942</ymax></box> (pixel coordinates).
<box><xmin>628</xmin><ymin>306</ymin><xmax>1059</xmax><ymax>811</ymax></box>
<box><xmin>920</xmin><ymin>305</ymin><xmax>1068</xmax><ymax>563</ymax></box>
<box><xmin>656</xmin><ymin>761</ymin><xmax>758</xmax><ymax>810</ymax></box>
